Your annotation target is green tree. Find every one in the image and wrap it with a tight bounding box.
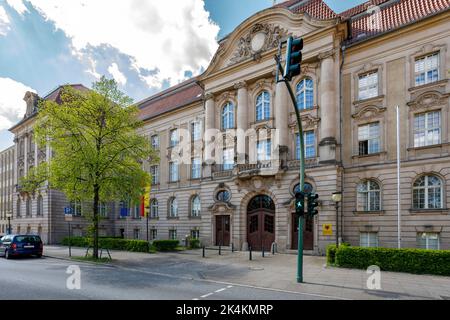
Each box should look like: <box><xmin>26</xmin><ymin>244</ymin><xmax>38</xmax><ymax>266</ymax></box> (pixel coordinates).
<box><xmin>21</xmin><ymin>77</ymin><xmax>158</xmax><ymax>259</ymax></box>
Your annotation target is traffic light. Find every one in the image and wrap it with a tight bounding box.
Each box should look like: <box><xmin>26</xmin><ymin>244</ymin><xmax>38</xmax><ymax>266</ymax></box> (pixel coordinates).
<box><xmin>295</xmin><ymin>191</ymin><xmax>305</xmax><ymax>216</ymax></box>
<box><xmin>283</xmin><ymin>36</ymin><xmax>303</xmax><ymax>81</ymax></box>
<box><xmin>307</xmin><ymin>193</ymin><xmax>319</xmax><ymax>216</ymax></box>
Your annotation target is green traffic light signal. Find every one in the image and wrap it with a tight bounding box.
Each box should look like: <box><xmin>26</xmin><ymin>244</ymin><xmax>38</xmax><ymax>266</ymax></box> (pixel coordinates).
<box><xmin>295</xmin><ymin>191</ymin><xmax>305</xmax><ymax>216</ymax></box>
<box><xmin>284</xmin><ymin>36</ymin><xmax>304</xmax><ymax>81</ymax></box>
<box><xmin>307</xmin><ymin>193</ymin><xmax>319</xmax><ymax>216</ymax></box>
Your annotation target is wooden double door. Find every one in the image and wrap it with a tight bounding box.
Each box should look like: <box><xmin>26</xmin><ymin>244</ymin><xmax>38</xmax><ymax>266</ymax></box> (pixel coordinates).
<box><xmin>215</xmin><ymin>215</ymin><xmax>230</xmax><ymax>246</ymax></box>
<box><xmin>291</xmin><ymin>213</ymin><xmax>314</xmax><ymax>250</ymax></box>
<box><xmin>247</xmin><ymin>195</ymin><xmax>275</xmax><ymax>251</ymax></box>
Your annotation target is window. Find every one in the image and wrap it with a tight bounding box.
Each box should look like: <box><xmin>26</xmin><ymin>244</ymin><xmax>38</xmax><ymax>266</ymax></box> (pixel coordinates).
<box><xmin>150</xmin><ymin>165</ymin><xmax>159</xmax><ymax>184</ymax></box>
<box><xmin>17</xmin><ymin>198</ymin><xmax>21</xmax><ymax>217</ymax></box>
<box><xmin>151</xmin><ymin>135</ymin><xmax>159</xmax><ymax>150</ymax></box>
<box><xmin>296</xmin><ymin>78</ymin><xmax>314</xmax><ymax>110</ymax></box>
<box><xmin>415</xmin><ymin>53</ymin><xmax>439</xmax><ymax>86</ymax></box>
<box><xmin>296</xmin><ymin>131</ymin><xmax>316</xmax><ymax>159</ymax></box>
<box><xmin>294</xmin><ymin>183</ymin><xmax>314</xmax><ymax>194</ymax></box>
<box><xmin>192</xmin><ymin>121</ymin><xmax>202</xmax><ymax>141</ymax></box>
<box><xmin>191</xmin><ymin>196</ymin><xmax>201</xmax><ymax>217</ymax></box>
<box><xmin>222</xmin><ymin>102</ymin><xmax>234</xmax><ymax>130</ymax></box>
<box><xmin>150</xmin><ymin>228</ymin><xmax>157</xmax><ymax>240</ymax></box>
<box><xmin>191</xmin><ymin>157</ymin><xmax>201</xmax><ymax>179</ymax></box>
<box><xmin>169</xmin><ymin>198</ymin><xmax>178</xmax><ymax>217</ymax></box>
<box><xmin>256</xmin><ymin>91</ymin><xmax>270</xmax><ymax>121</ymax></box>
<box><xmin>223</xmin><ymin>148</ymin><xmax>234</xmax><ymax>171</ymax></box>
<box><xmin>133</xmin><ymin>229</ymin><xmax>140</xmax><ymax>240</ymax></box>
<box><xmin>169</xmin><ymin>161</ymin><xmax>179</xmax><ymax>182</ymax></box>
<box><xmin>360</xmin><ymin>232</ymin><xmax>379</xmax><ymax>247</ymax></box>
<box><xmin>169</xmin><ymin>229</ymin><xmax>177</xmax><ymax>240</ymax></box>
<box><xmin>37</xmin><ymin>195</ymin><xmax>43</xmax><ymax>216</ymax></box>
<box><xmin>70</xmin><ymin>201</ymin><xmax>82</xmax><ymax>216</ymax></box>
<box><xmin>169</xmin><ymin>129</ymin><xmax>179</xmax><ymax>147</ymax></box>
<box><xmin>216</xmin><ymin>190</ymin><xmax>230</xmax><ymax>202</ymax></box>
<box><xmin>413</xmin><ymin>175</ymin><xmax>443</xmax><ymax>209</ymax></box>
<box><xmin>26</xmin><ymin>226</ymin><xmax>31</xmax><ymax>234</ymax></box>
<box><xmin>357</xmin><ymin>180</ymin><xmax>381</xmax><ymax>211</ymax></box>
<box><xmin>358</xmin><ymin>123</ymin><xmax>380</xmax><ymax>155</ymax></box>
<box><xmin>358</xmin><ymin>72</ymin><xmax>378</xmax><ymax>100</ymax></box>
<box><xmin>417</xmin><ymin>232</ymin><xmax>440</xmax><ymax>250</ymax></box>
<box><xmin>414</xmin><ymin>111</ymin><xmax>441</xmax><ymax>147</ymax></box>
<box><xmin>26</xmin><ymin>197</ymin><xmax>31</xmax><ymax>217</ymax></box>
<box><xmin>191</xmin><ymin>229</ymin><xmax>200</xmax><ymax>239</ymax></box>
<box><xmin>257</xmin><ymin>140</ymin><xmax>271</xmax><ymax>161</ymax></box>
<box><xmin>150</xmin><ymin>199</ymin><xmax>159</xmax><ymax>218</ymax></box>
<box><xmin>98</xmin><ymin>202</ymin><xmax>107</xmax><ymax>217</ymax></box>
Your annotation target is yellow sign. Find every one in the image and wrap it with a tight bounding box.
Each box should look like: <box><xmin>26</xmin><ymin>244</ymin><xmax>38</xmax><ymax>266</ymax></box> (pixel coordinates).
<box><xmin>322</xmin><ymin>224</ymin><xmax>333</xmax><ymax>236</ymax></box>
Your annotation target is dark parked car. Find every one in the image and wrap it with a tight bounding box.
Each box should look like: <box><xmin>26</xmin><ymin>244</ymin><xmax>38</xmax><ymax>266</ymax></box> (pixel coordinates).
<box><xmin>0</xmin><ymin>235</ymin><xmax>43</xmax><ymax>259</ymax></box>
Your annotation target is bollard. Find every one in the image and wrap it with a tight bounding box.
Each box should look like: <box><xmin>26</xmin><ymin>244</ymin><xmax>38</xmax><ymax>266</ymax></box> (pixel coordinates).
<box><xmin>219</xmin><ymin>243</ymin><xmax>221</xmax><ymax>256</ymax></box>
<box><xmin>272</xmin><ymin>242</ymin><xmax>275</xmax><ymax>255</ymax></box>
<box><xmin>262</xmin><ymin>244</ymin><xmax>265</xmax><ymax>258</ymax></box>
<box><xmin>249</xmin><ymin>246</ymin><xmax>252</xmax><ymax>261</ymax></box>
<box><xmin>231</xmin><ymin>243</ymin><xmax>234</xmax><ymax>253</ymax></box>
<box><xmin>202</xmin><ymin>246</ymin><xmax>205</xmax><ymax>258</ymax></box>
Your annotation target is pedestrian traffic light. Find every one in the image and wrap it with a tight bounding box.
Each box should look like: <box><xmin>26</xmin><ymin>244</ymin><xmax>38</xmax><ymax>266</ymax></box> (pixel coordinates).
<box><xmin>284</xmin><ymin>36</ymin><xmax>303</xmax><ymax>81</ymax></box>
<box><xmin>295</xmin><ymin>191</ymin><xmax>305</xmax><ymax>216</ymax></box>
<box><xmin>307</xmin><ymin>193</ymin><xmax>319</xmax><ymax>216</ymax></box>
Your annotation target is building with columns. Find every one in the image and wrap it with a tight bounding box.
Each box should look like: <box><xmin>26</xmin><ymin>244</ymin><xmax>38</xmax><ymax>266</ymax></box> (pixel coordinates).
<box><xmin>0</xmin><ymin>146</ymin><xmax>14</xmax><ymax>236</ymax></box>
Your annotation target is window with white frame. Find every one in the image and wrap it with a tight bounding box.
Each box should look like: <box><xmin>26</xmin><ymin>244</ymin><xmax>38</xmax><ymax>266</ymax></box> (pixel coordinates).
<box><xmin>191</xmin><ymin>195</ymin><xmax>201</xmax><ymax>217</ymax></box>
<box><xmin>150</xmin><ymin>199</ymin><xmax>158</xmax><ymax>218</ymax></box>
<box><xmin>191</xmin><ymin>157</ymin><xmax>201</xmax><ymax>179</ymax></box>
<box><xmin>133</xmin><ymin>204</ymin><xmax>140</xmax><ymax>219</ymax></box>
<box><xmin>222</xmin><ymin>102</ymin><xmax>235</xmax><ymax>130</ymax></box>
<box><xmin>98</xmin><ymin>202</ymin><xmax>107</xmax><ymax>217</ymax></box>
<box><xmin>169</xmin><ymin>129</ymin><xmax>179</xmax><ymax>147</ymax></box>
<box><xmin>296</xmin><ymin>131</ymin><xmax>316</xmax><ymax>159</ymax></box>
<box><xmin>151</xmin><ymin>135</ymin><xmax>159</xmax><ymax>150</ymax></box>
<box><xmin>257</xmin><ymin>139</ymin><xmax>271</xmax><ymax>161</ymax></box>
<box><xmin>256</xmin><ymin>91</ymin><xmax>270</xmax><ymax>121</ymax></box>
<box><xmin>415</xmin><ymin>53</ymin><xmax>439</xmax><ymax>86</ymax></box>
<box><xmin>223</xmin><ymin>148</ymin><xmax>234</xmax><ymax>171</ymax></box>
<box><xmin>192</xmin><ymin>121</ymin><xmax>202</xmax><ymax>141</ymax></box>
<box><xmin>417</xmin><ymin>232</ymin><xmax>440</xmax><ymax>250</ymax></box>
<box><xmin>413</xmin><ymin>175</ymin><xmax>443</xmax><ymax>209</ymax></box>
<box><xmin>70</xmin><ymin>200</ymin><xmax>82</xmax><ymax>216</ymax></box>
<box><xmin>358</xmin><ymin>72</ymin><xmax>378</xmax><ymax>100</ymax></box>
<box><xmin>357</xmin><ymin>180</ymin><xmax>381</xmax><ymax>211</ymax></box>
<box><xmin>150</xmin><ymin>165</ymin><xmax>159</xmax><ymax>184</ymax></box>
<box><xmin>358</xmin><ymin>122</ymin><xmax>380</xmax><ymax>155</ymax></box>
<box><xmin>360</xmin><ymin>232</ymin><xmax>379</xmax><ymax>247</ymax></box>
<box><xmin>133</xmin><ymin>229</ymin><xmax>140</xmax><ymax>240</ymax></box>
<box><xmin>169</xmin><ymin>161</ymin><xmax>179</xmax><ymax>182</ymax></box>
<box><xmin>169</xmin><ymin>229</ymin><xmax>177</xmax><ymax>240</ymax></box>
<box><xmin>414</xmin><ymin>111</ymin><xmax>441</xmax><ymax>147</ymax></box>
<box><xmin>191</xmin><ymin>229</ymin><xmax>200</xmax><ymax>239</ymax></box>
<box><xmin>296</xmin><ymin>78</ymin><xmax>314</xmax><ymax>110</ymax></box>
<box><xmin>169</xmin><ymin>198</ymin><xmax>178</xmax><ymax>217</ymax></box>
<box><xmin>150</xmin><ymin>228</ymin><xmax>157</xmax><ymax>240</ymax></box>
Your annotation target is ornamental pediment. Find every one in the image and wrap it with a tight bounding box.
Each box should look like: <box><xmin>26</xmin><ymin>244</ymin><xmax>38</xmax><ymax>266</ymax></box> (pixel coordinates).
<box><xmin>352</xmin><ymin>105</ymin><xmax>386</xmax><ymax>121</ymax></box>
<box><xmin>407</xmin><ymin>90</ymin><xmax>450</xmax><ymax>111</ymax></box>
<box><xmin>209</xmin><ymin>201</ymin><xmax>236</xmax><ymax>213</ymax></box>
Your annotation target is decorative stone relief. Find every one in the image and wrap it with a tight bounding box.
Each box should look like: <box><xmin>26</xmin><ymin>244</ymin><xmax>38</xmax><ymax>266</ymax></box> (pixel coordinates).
<box><xmin>407</xmin><ymin>91</ymin><xmax>450</xmax><ymax>111</ymax></box>
<box><xmin>289</xmin><ymin>114</ymin><xmax>320</xmax><ymax>130</ymax></box>
<box><xmin>352</xmin><ymin>105</ymin><xmax>386</xmax><ymax>121</ymax></box>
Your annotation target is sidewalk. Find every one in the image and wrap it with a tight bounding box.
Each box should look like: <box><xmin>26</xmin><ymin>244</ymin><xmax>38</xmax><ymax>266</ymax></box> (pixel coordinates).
<box><xmin>44</xmin><ymin>245</ymin><xmax>450</xmax><ymax>300</ymax></box>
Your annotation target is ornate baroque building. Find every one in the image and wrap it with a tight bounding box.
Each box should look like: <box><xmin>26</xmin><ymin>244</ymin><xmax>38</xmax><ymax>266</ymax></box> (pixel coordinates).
<box><xmin>2</xmin><ymin>0</ymin><xmax>450</xmax><ymax>253</ymax></box>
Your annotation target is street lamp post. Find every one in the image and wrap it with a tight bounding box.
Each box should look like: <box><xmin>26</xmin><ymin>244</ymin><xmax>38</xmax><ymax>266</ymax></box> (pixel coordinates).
<box><xmin>6</xmin><ymin>211</ymin><xmax>12</xmax><ymax>235</ymax></box>
<box><xmin>332</xmin><ymin>192</ymin><xmax>342</xmax><ymax>248</ymax></box>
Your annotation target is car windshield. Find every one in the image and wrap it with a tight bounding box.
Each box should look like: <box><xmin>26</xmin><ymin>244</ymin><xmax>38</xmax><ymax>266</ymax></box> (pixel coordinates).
<box><xmin>15</xmin><ymin>236</ymin><xmax>41</xmax><ymax>243</ymax></box>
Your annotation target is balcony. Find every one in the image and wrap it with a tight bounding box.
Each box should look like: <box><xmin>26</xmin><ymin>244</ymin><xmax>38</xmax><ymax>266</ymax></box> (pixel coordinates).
<box><xmin>212</xmin><ymin>164</ymin><xmax>234</xmax><ymax>179</ymax></box>
<box><xmin>287</xmin><ymin>158</ymin><xmax>319</xmax><ymax>170</ymax></box>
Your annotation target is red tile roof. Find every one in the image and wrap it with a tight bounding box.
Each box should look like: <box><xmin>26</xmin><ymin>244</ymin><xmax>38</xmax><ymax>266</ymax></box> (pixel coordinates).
<box><xmin>138</xmin><ymin>79</ymin><xmax>203</xmax><ymax>121</ymax></box>
<box><xmin>277</xmin><ymin>0</ymin><xmax>337</xmax><ymax>19</ymax></box>
<box><xmin>43</xmin><ymin>84</ymin><xmax>89</xmax><ymax>104</ymax></box>
<box><xmin>339</xmin><ymin>0</ymin><xmax>390</xmax><ymax>18</ymax></box>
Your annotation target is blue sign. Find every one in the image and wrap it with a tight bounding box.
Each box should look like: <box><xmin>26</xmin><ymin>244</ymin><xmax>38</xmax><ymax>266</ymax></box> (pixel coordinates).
<box><xmin>120</xmin><ymin>207</ymin><xmax>129</xmax><ymax>217</ymax></box>
<box><xmin>64</xmin><ymin>207</ymin><xmax>73</xmax><ymax>215</ymax></box>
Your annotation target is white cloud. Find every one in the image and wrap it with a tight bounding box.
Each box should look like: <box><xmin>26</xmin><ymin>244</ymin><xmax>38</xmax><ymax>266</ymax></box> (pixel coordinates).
<box><xmin>5</xmin><ymin>0</ymin><xmax>28</xmax><ymax>15</ymax></box>
<box><xmin>0</xmin><ymin>6</ymin><xmax>11</xmax><ymax>36</ymax></box>
<box><xmin>108</xmin><ymin>63</ymin><xmax>127</xmax><ymax>86</ymax></box>
<box><xmin>0</xmin><ymin>77</ymin><xmax>36</xmax><ymax>130</ymax></box>
<box><xmin>9</xmin><ymin>0</ymin><xmax>220</xmax><ymax>89</ymax></box>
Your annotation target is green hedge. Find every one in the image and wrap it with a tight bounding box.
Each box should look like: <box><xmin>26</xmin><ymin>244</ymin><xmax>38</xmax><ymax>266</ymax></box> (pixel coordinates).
<box><xmin>62</xmin><ymin>236</ymin><xmax>89</xmax><ymax>247</ymax></box>
<box><xmin>152</xmin><ymin>240</ymin><xmax>179</xmax><ymax>251</ymax></box>
<box><xmin>326</xmin><ymin>244</ymin><xmax>337</xmax><ymax>265</ymax></box>
<box><xmin>335</xmin><ymin>246</ymin><xmax>450</xmax><ymax>276</ymax></box>
<box><xmin>188</xmin><ymin>239</ymin><xmax>201</xmax><ymax>249</ymax></box>
<box><xmin>61</xmin><ymin>237</ymin><xmax>149</xmax><ymax>253</ymax></box>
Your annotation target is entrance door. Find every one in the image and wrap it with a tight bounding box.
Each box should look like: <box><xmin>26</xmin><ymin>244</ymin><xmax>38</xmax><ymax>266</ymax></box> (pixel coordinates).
<box><xmin>247</xmin><ymin>195</ymin><xmax>275</xmax><ymax>251</ymax></box>
<box><xmin>291</xmin><ymin>213</ymin><xmax>314</xmax><ymax>250</ymax></box>
<box><xmin>215</xmin><ymin>215</ymin><xmax>230</xmax><ymax>246</ymax></box>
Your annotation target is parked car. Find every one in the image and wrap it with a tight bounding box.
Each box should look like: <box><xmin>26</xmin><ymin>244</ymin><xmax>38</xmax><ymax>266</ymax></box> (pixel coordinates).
<box><xmin>0</xmin><ymin>235</ymin><xmax>43</xmax><ymax>259</ymax></box>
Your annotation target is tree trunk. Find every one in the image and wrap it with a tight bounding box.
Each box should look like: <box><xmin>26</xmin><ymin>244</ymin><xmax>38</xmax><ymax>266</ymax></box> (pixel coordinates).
<box><xmin>93</xmin><ymin>184</ymin><xmax>100</xmax><ymax>259</ymax></box>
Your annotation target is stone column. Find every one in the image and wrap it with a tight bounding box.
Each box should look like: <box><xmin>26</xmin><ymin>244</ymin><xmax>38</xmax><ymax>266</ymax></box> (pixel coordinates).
<box><xmin>203</xmin><ymin>93</ymin><xmax>215</xmax><ymax>177</ymax></box>
<box><xmin>234</xmin><ymin>82</ymin><xmax>248</xmax><ymax>164</ymax></box>
<box><xmin>274</xmin><ymin>80</ymin><xmax>289</xmax><ymax>168</ymax></box>
<box><xmin>24</xmin><ymin>133</ymin><xmax>29</xmax><ymax>176</ymax></box>
<box><xmin>319</xmin><ymin>51</ymin><xmax>337</xmax><ymax>163</ymax></box>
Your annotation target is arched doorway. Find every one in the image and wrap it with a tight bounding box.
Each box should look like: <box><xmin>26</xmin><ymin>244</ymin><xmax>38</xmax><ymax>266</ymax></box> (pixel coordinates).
<box><xmin>247</xmin><ymin>195</ymin><xmax>275</xmax><ymax>251</ymax></box>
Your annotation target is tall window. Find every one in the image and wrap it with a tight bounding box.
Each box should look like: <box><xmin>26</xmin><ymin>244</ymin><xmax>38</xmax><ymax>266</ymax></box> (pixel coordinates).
<box><xmin>17</xmin><ymin>198</ymin><xmax>21</xmax><ymax>217</ymax></box>
<box><xmin>296</xmin><ymin>78</ymin><xmax>314</xmax><ymax>110</ymax></box>
<box><xmin>222</xmin><ymin>102</ymin><xmax>234</xmax><ymax>130</ymax></box>
<box><xmin>192</xmin><ymin>121</ymin><xmax>202</xmax><ymax>141</ymax></box>
<box><xmin>191</xmin><ymin>229</ymin><xmax>200</xmax><ymax>239</ymax></box>
<box><xmin>358</xmin><ymin>72</ymin><xmax>378</xmax><ymax>100</ymax></box>
<box><xmin>150</xmin><ymin>165</ymin><xmax>159</xmax><ymax>184</ymax></box>
<box><xmin>151</xmin><ymin>135</ymin><xmax>159</xmax><ymax>150</ymax></box>
<box><xmin>223</xmin><ymin>148</ymin><xmax>234</xmax><ymax>170</ymax></box>
<box><xmin>417</xmin><ymin>232</ymin><xmax>440</xmax><ymax>250</ymax></box>
<box><xmin>415</xmin><ymin>53</ymin><xmax>439</xmax><ymax>86</ymax></box>
<box><xmin>358</xmin><ymin>123</ymin><xmax>380</xmax><ymax>155</ymax></box>
<box><xmin>357</xmin><ymin>180</ymin><xmax>381</xmax><ymax>211</ymax></box>
<box><xmin>169</xmin><ymin>198</ymin><xmax>178</xmax><ymax>217</ymax></box>
<box><xmin>98</xmin><ymin>202</ymin><xmax>107</xmax><ymax>217</ymax></box>
<box><xmin>256</xmin><ymin>91</ymin><xmax>270</xmax><ymax>121</ymax></box>
<box><xmin>296</xmin><ymin>131</ymin><xmax>316</xmax><ymax>159</ymax></box>
<box><xmin>257</xmin><ymin>139</ymin><xmax>271</xmax><ymax>161</ymax></box>
<box><xmin>150</xmin><ymin>228</ymin><xmax>158</xmax><ymax>240</ymax></box>
<box><xmin>169</xmin><ymin>129</ymin><xmax>179</xmax><ymax>147</ymax></box>
<box><xmin>191</xmin><ymin>157</ymin><xmax>201</xmax><ymax>179</ymax></box>
<box><xmin>414</xmin><ymin>111</ymin><xmax>441</xmax><ymax>147</ymax></box>
<box><xmin>360</xmin><ymin>232</ymin><xmax>379</xmax><ymax>247</ymax></box>
<box><xmin>413</xmin><ymin>175</ymin><xmax>443</xmax><ymax>209</ymax></box>
<box><xmin>150</xmin><ymin>199</ymin><xmax>159</xmax><ymax>218</ymax></box>
<box><xmin>70</xmin><ymin>200</ymin><xmax>82</xmax><ymax>216</ymax></box>
<box><xmin>169</xmin><ymin>229</ymin><xmax>177</xmax><ymax>240</ymax></box>
<box><xmin>191</xmin><ymin>196</ymin><xmax>201</xmax><ymax>217</ymax></box>
<box><xmin>26</xmin><ymin>197</ymin><xmax>31</xmax><ymax>217</ymax></box>
<box><xmin>133</xmin><ymin>204</ymin><xmax>140</xmax><ymax>219</ymax></box>
<box><xmin>169</xmin><ymin>161</ymin><xmax>179</xmax><ymax>182</ymax></box>
<box><xmin>37</xmin><ymin>195</ymin><xmax>43</xmax><ymax>216</ymax></box>
<box><xmin>133</xmin><ymin>229</ymin><xmax>140</xmax><ymax>240</ymax></box>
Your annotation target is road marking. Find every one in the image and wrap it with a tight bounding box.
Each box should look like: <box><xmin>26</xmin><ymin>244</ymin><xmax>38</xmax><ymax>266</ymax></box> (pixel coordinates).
<box><xmin>201</xmin><ymin>293</ymin><xmax>214</xmax><ymax>298</ymax></box>
<box><xmin>215</xmin><ymin>288</ymin><xmax>226</xmax><ymax>293</ymax></box>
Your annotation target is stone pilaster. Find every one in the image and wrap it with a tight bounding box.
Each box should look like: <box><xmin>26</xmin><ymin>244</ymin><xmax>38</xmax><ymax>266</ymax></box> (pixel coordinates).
<box><xmin>203</xmin><ymin>93</ymin><xmax>216</xmax><ymax>177</ymax></box>
<box><xmin>234</xmin><ymin>81</ymin><xmax>248</xmax><ymax>164</ymax></box>
<box><xmin>274</xmin><ymin>80</ymin><xmax>289</xmax><ymax>166</ymax></box>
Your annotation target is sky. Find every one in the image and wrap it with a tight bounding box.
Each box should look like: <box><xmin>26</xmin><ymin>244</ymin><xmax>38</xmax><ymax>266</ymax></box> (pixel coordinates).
<box><xmin>0</xmin><ymin>0</ymin><xmax>366</xmax><ymax>150</ymax></box>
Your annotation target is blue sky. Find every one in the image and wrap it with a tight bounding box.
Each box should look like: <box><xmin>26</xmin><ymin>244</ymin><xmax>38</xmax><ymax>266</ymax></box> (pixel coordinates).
<box><xmin>0</xmin><ymin>0</ymin><xmax>366</xmax><ymax>150</ymax></box>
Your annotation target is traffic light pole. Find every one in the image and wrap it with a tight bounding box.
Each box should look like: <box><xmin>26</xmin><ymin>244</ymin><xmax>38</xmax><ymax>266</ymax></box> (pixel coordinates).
<box><xmin>275</xmin><ymin>53</ymin><xmax>306</xmax><ymax>283</ymax></box>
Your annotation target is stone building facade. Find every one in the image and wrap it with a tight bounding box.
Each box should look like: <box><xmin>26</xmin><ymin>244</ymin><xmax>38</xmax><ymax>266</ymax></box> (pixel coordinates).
<box><xmin>0</xmin><ymin>146</ymin><xmax>14</xmax><ymax>236</ymax></box>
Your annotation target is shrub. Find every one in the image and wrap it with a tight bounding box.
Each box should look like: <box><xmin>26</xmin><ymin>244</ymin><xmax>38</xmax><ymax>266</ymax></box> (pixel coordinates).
<box><xmin>61</xmin><ymin>237</ymin><xmax>149</xmax><ymax>253</ymax></box>
<box><xmin>62</xmin><ymin>236</ymin><xmax>89</xmax><ymax>247</ymax></box>
<box><xmin>152</xmin><ymin>240</ymin><xmax>179</xmax><ymax>251</ymax></box>
<box><xmin>326</xmin><ymin>244</ymin><xmax>337</xmax><ymax>265</ymax></box>
<box><xmin>188</xmin><ymin>238</ymin><xmax>201</xmax><ymax>249</ymax></box>
<box><xmin>335</xmin><ymin>246</ymin><xmax>450</xmax><ymax>276</ymax></box>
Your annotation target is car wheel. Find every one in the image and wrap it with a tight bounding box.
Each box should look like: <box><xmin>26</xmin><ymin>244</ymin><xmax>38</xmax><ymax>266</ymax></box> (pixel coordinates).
<box><xmin>36</xmin><ymin>254</ymin><xmax>42</xmax><ymax>258</ymax></box>
<box><xmin>5</xmin><ymin>250</ymin><xmax>11</xmax><ymax>259</ymax></box>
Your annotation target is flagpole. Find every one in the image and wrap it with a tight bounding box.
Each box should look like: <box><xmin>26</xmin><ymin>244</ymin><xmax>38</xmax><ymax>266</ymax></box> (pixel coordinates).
<box><xmin>396</xmin><ymin>105</ymin><xmax>401</xmax><ymax>249</ymax></box>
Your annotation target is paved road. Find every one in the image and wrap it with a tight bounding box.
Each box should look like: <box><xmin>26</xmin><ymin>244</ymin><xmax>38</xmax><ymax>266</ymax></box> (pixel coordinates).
<box><xmin>0</xmin><ymin>256</ymin><xmax>339</xmax><ymax>300</ymax></box>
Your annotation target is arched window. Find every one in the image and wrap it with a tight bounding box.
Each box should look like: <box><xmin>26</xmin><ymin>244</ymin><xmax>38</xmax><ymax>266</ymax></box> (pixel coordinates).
<box><xmin>216</xmin><ymin>190</ymin><xmax>231</xmax><ymax>202</ymax></box>
<box><xmin>413</xmin><ymin>175</ymin><xmax>443</xmax><ymax>209</ymax></box>
<box><xmin>169</xmin><ymin>198</ymin><xmax>178</xmax><ymax>217</ymax></box>
<box><xmin>37</xmin><ymin>195</ymin><xmax>43</xmax><ymax>216</ymax></box>
<box><xmin>294</xmin><ymin>183</ymin><xmax>314</xmax><ymax>194</ymax></box>
<box><xmin>17</xmin><ymin>198</ymin><xmax>21</xmax><ymax>217</ymax></box>
<box><xmin>256</xmin><ymin>91</ymin><xmax>270</xmax><ymax>121</ymax></box>
<box><xmin>191</xmin><ymin>196</ymin><xmax>201</xmax><ymax>217</ymax></box>
<box><xmin>222</xmin><ymin>102</ymin><xmax>234</xmax><ymax>130</ymax></box>
<box><xmin>150</xmin><ymin>199</ymin><xmax>159</xmax><ymax>218</ymax></box>
<box><xmin>26</xmin><ymin>197</ymin><xmax>32</xmax><ymax>217</ymax></box>
<box><xmin>357</xmin><ymin>180</ymin><xmax>381</xmax><ymax>211</ymax></box>
<box><xmin>296</xmin><ymin>78</ymin><xmax>314</xmax><ymax>110</ymax></box>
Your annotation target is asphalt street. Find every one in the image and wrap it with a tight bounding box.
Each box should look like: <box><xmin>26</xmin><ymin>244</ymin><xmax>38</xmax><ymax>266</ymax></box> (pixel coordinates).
<box><xmin>0</xmin><ymin>256</ymin><xmax>336</xmax><ymax>300</ymax></box>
